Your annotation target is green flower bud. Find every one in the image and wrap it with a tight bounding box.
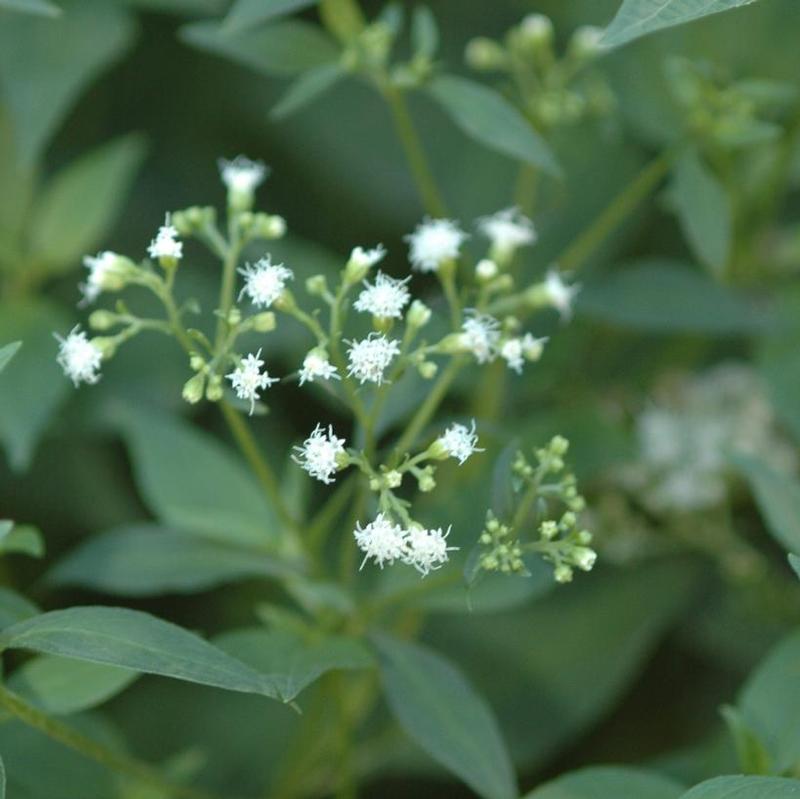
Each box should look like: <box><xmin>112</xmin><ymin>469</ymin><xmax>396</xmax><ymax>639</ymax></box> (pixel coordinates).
<box><xmin>90</xmin><ymin>336</ymin><xmax>117</xmax><ymax>358</ymax></box>
<box><xmin>182</xmin><ymin>372</ymin><xmax>206</xmax><ymax>404</ymax></box>
<box><xmin>190</xmin><ymin>354</ymin><xmax>206</xmax><ymax>372</ymax></box>
<box><xmin>465</xmin><ymin>37</ymin><xmax>508</xmax><ymax>71</ymax></box>
<box><xmin>568</xmin><ymin>25</ymin><xmax>605</xmax><ymax>62</ymax></box>
<box><xmin>418</xmin><ymin>360</ymin><xmax>438</xmax><ymax>379</ymax></box>
<box><xmin>88</xmin><ymin>310</ymin><xmax>117</xmax><ymax>331</ymax></box>
<box><xmin>206</xmin><ymin>374</ymin><xmax>224</xmax><ymax>402</ymax></box>
<box><xmin>554</xmin><ymin>563</ymin><xmax>574</xmax><ymax>583</ymax></box>
<box><xmin>252</xmin><ymin>312</ymin><xmax>277</xmax><ymax>332</ymax></box>
<box><xmin>306</xmin><ymin>274</ymin><xmax>329</xmax><ymax>297</ymax></box>
<box><xmin>407</xmin><ymin>299</ymin><xmax>432</xmax><ymax>329</ymax></box>
<box><xmin>572</xmin><ymin>546</ymin><xmax>597</xmax><ymax>572</ymax></box>
<box><xmin>476</xmin><ymin>259</ymin><xmax>499</xmax><ymax>282</ymax></box>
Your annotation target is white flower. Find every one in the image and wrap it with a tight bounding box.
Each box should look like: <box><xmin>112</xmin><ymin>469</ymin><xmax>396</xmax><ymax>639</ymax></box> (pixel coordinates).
<box><xmin>349</xmin><ymin>245</ymin><xmax>386</xmax><ymax>270</ymax></box>
<box><xmin>500</xmin><ymin>333</ymin><xmax>547</xmax><ymax>374</ymax></box>
<box><xmin>437</xmin><ymin>420</ymin><xmax>483</xmax><ymax>465</ymax></box>
<box><xmin>225</xmin><ymin>349</ymin><xmax>279</xmax><ymax>414</ymax></box>
<box><xmin>405</xmin><ymin>218</ymin><xmax>467</xmax><ymax>273</ymax></box>
<box><xmin>294</xmin><ymin>424</ymin><xmax>346</xmax><ymax>484</ymax></box>
<box><xmin>218</xmin><ymin>155</ymin><xmax>267</xmax><ymax>196</ymax></box>
<box><xmin>147</xmin><ymin>214</ymin><xmax>183</xmax><ymax>261</ymax></box>
<box><xmin>476</xmin><ymin>259</ymin><xmax>498</xmax><ymax>282</ymax></box>
<box><xmin>478</xmin><ymin>207</ymin><xmax>536</xmax><ymax>258</ymax></box>
<box><xmin>80</xmin><ymin>251</ymin><xmax>126</xmax><ymax>304</ymax></box>
<box><xmin>460</xmin><ymin>311</ymin><xmax>500</xmax><ymax>364</ymax></box>
<box><xmin>544</xmin><ymin>269</ymin><xmax>580</xmax><ymax>319</ymax></box>
<box><xmin>55</xmin><ymin>326</ymin><xmax>102</xmax><ymax>386</ymax></box>
<box><xmin>238</xmin><ymin>256</ymin><xmax>293</xmax><ymax>308</ymax></box>
<box><xmin>354</xmin><ymin>513</ymin><xmax>408</xmax><ymax>569</ymax></box>
<box><xmin>346</xmin><ymin>333</ymin><xmax>400</xmax><ymax>385</ymax></box>
<box><xmin>404</xmin><ymin>526</ymin><xmax>457</xmax><ymax>576</ymax></box>
<box><xmin>353</xmin><ymin>271</ymin><xmax>411</xmax><ymax>319</ymax></box>
<box><xmin>299</xmin><ymin>349</ymin><xmax>339</xmax><ymax>386</ymax></box>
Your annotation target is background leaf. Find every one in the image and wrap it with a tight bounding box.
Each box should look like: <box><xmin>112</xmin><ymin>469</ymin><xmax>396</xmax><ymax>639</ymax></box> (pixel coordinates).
<box><xmin>426</xmin><ymin>75</ymin><xmax>561</xmax><ymax>176</ymax></box>
<box><xmin>0</xmin><ymin>341</ymin><xmax>20</xmax><ymax>373</ymax></box>
<box><xmin>789</xmin><ymin>554</ymin><xmax>800</xmax><ymax>580</ymax></box>
<box><xmin>0</xmin><ymin>587</ymin><xmax>39</xmax><ymax>631</ymax></box>
<box><xmin>680</xmin><ymin>776</ymin><xmax>800</xmax><ymax>798</ymax></box>
<box><xmin>523</xmin><ymin>766</ymin><xmax>685</xmax><ymax>798</ymax></box>
<box><xmin>0</xmin><ymin>520</ymin><xmax>44</xmax><ymax>557</ymax></box>
<box><xmin>0</xmin><ymin>0</ymin><xmax>60</xmax><ymax>17</ymax></box>
<box><xmin>222</xmin><ymin>0</ymin><xmax>318</xmax><ymax>32</ymax></box>
<box><xmin>270</xmin><ymin>63</ymin><xmax>344</xmax><ymax>120</ymax></box>
<box><xmin>374</xmin><ymin>634</ymin><xmax>517</xmax><ymax>799</ymax></box>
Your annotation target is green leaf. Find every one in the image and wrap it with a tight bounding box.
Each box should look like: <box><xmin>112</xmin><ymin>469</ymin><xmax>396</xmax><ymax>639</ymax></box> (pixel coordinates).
<box><xmin>731</xmin><ymin>453</ymin><xmax>800</xmax><ymax>553</ymax></box>
<box><xmin>0</xmin><ymin>587</ymin><xmax>39</xmax><ymax>631</ymax></box>
<box><xmin>271</xmin><ymin>62</ymin><xmax>344</xmax><ymax>120</ymax></box>
<box><xmin>720</xmin><ymin>705</ymin><xmax>773</xmax><ymax>776</ymax></box>
<box><xmin>680</xmin><ymin>776</ymin><xmax>800</xmax><ymax>798</ymax></box>
<box><xmin>578</xmin><ymin>259</ymin><xmax>769</xmax><ymax>334</ymax></box>
<box><xmin>0</xmin><ymin>298</ymin><xmax>71</xmax><ymax>471</ymax></box>
<box><xmin>180</xmin><ymin>19</ymin><xmax>338</xmax><ymax>77</ymax></box>
<box><xmin>374</xmin><ymin>634</ymin><xmax>517</xmax><ymax>799</ymax></box>
<box><xmin>738</xmin><ymin>630</ymin><xmax>800</xmax><ymax>773</ymax></box>
<box><xmin>120</xmin><ymin>409</ymin><xmax>280</xmax><ymax>548</ymax></box>
<box><xmin>28</xmin><ymin>134</ymin><xmax>146</xmax><ymax>275</ymax></box>
<box><xmin>0</xmin><ymin>0</ymin><xmax>60</xmax><ymax>18</ymax></box>
<box><xmin>47</xmin><ymin>523</ymin><xmax>293</xmax><ymax>596</ymax></box>
<box><xmin>215</xmin><ymin>627</ymin><xmax>373</xmax><ymax>702</ymax></box>
<box><xmin>789</xmin><ymin>553</ymin><xmax>800</xmax><ymax>580</ymax></box>
<box><xmin>667</xmin><ymin>149</ymin><xmax>731</xmax><ymax>277</ymax></box>
<box><xmin>523</xmin><ymin>766</ymin><xmax>684</xmax><ymax>798</ymax></box>
<box><xmin>223</xmin><ymin>0</ymin><xmax>318</xmax><ymax>32</ymax></box>
<box><xmin>0</xmin><ymin>520</ymin><xmax>44</xmax><ymax>557</ymax></box>
<box><xmin>0</xmin><ymin>341</ymin><xmax>20</xmax><ymax>373</ymax></box>
<box><xmin>0</xmin><ymin>754</ymin><xmax>4</xmax><ymax>799</ymax></box>
<box><xmin>8</xmin><ymin>655</ymin><xmax>138</xmax><ymax>715</ymax></box>
<box><xmin>0</xmin><ymin>606</ymin><xmax>282</xmax><ymax>699</ymax></box>
<box><xmin>411</xmin><ymin>5</ymin><xmax>438</xmax><ymax>58</ymax></box>
<box><xmin>0</xmin><ymin>1</ymin><xmax>137</xmax><ymax>165</ymax></box>
<box><xmin>426</xmin><ymin>75</ymin><xmax>561</xmax><ymax>177</ymax></box>
<box><xmin>602</xmin><ymin>0</ymin><xmax>759</xmax><ymax>48</ymax></box>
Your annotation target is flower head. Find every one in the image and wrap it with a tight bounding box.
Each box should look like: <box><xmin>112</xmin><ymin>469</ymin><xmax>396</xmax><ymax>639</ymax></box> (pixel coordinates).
<box><xmin>437</xmin><ymin>420</ymin><xmax>483</xmax><ymax>465</ymax></box>
<box><xmin>405</xmin><ymin>218</ymin><xmax>467</xmax><ymax>272</ymax></box>
<box><xmin>218</xmin><ymin>155</ymin><xmax>268</xmax><ymax>197</ymax></box>
<box><xmin>299</xmin><ymin>348</ymin><xmax>339</xmax><ymax>386</ymax></box>
<box><xmin>148</xmin><ymin>214</ymin><xmax>183</xmax><ymax>262</ymax></box>
<box><xmin>80</xmin><ymin>251</ymin><xmax>127</xmax><ymax>304</ymax></box>
<box><xmin>238</xmin><ymin>256</ymin><xmax>293</xmax><ymax>308</ymax></box>
<box><xmin>56</xmin><ymin>326</ymin><xmax>102</xmax><ymax>386</ymax></box>
<box><xmin>346</xmin><ymin>333</ymin><xmax>400</xmax><ymax>385</ymax></box>
<box><xmin>225</xmin><ymin>349</ymin><xmax>279</xmax><ymax>414</ymax></box>
<box><xmin>354</xmin><ymin>513</ymin><xmax>408</xmax><ymax>569</ymax></box>
<box><xmin>460</xmin><ymin>311</ymin><xmax>500</xmax><ymax>364</ymax></box>
<box><xmin>294</xmin><ymin>424</ymin><xmax>347</xmax><ymax>484</ymax></box>
<box><xmin>478</xmin><ymin>207</ymin><xmax>536</xmax><ymax>260</ymax></box>
<box><xmin>353</xmin><ymin>271</ymin><xmax>411</xmax><ymax>319</ymax></box>
<box><xmin>500</xmin><ymin>332</ymin><xmax>547</xmax><ymax>374</ymax></box>
<box><xmin>404</xmin><ymin>526</ymin><xmax>457</xmax><ymax>575</ymax></box>
<box><xmin>544</xmin><ymin>269</ymin><xmax>580</xmax><ymax>319</ymax></box>
<box><xmin>349</xmin><ymin>245</ymin><xmax>386</xmax><ymax>270</ymax></box>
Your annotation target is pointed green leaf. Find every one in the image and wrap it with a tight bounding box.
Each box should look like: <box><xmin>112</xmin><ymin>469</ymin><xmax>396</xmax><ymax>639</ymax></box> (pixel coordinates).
<box><xmin>8</xmin><ymin>655</ymin><xmax>138</xmax><ymax>715</ymax></box>
<box><xmin>271</xmin><ymin>62</ymin><xmax>344</xmax><ymax>120</ymax></box>
<box><xmin>0</xmin><ymin>520</ymin><xmax>44</xmax><ymax>557</ymax></box>
<box><xmin>681</xmin><ymin>776</ymin><xmax>800</xmax><ymax>798</ymax></box>
<box><xmin>0</xmin><ymin>0</ymin><xmax>60</xmax><ymax>17</ymax></box>
<box><xmin>720</xmin><ymin>705</ymin><xmax>773</xmax><ymax>776</ymax></box>
<box><xmin>0</xmin><ymin>587</ymin><xmax>39</xmax><ymax>631</ymax></box>
<box><xmin>427</xmin><ymin>75</ymin><xmax>561</xmax><ymax>176</ymax></box>
<box><xmin>28</xmin><ymin>134</ymin><xmax>147</xmax><ymax>275</ymax></box>
<box><xmin>47</xmin><ymin>523</ymin><xmax>294</xmax><ymax>596</ymax></box>
<box><xmin>120</xmin><ymin>410</ymin><xmax>280</xmax><ymax>548</ymax></box>
<box><xmin>374</xmin><ymin>634</ymin><xmax>517</xmax><ymax>799</ymax></box>
<box><xmin>411</xmin><ymin>5</ymin><xmax>438</xmax><ymax>58</ymax></box>
<box><xmin>223</xmin><ymin>0</ymin><xmax>318</xmax><ymax>32</ymax></box>
<box><xmin>602</xmin><ymin>0</ymin><xmax>759</xmax><ymax>48</ymax></box>
<box><xmin>523</xmin><ymin>766</ymin><xmax>684</xmax><ymax>798</ymax></box>
<box><xmin>789</xmin><ymin>553</ymin><xmax>800</xmax><ymax>580</ymax></box>
<box><xmin>0</xmin><ymin>606</ymin><xmax>282</xmax><ymax>699</ymax></box>
<box><xmin>0</xmin><ymin>341</ymin><xmax>20</xmax><ymax>374</ymax></box>
<box><xmin>731</xmin><ymin>453</ymin><xmax>800</xmax><ymax>553</ymax></box>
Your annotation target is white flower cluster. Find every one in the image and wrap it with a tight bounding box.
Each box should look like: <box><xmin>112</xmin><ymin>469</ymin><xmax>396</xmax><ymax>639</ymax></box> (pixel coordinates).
<box><xmin>457</xmin><ymin>311</ymin><xmax>546</xmax><ymax>373</ymax></box>
<box><xmin>349</xmin><ymin>244</ymin><xmax>387</xmax><ymax>271</ymax></box>
<box><xmin>478</xmin><ymin>207</ymin><xmax>537</xmax><ymax>259</ymax></box>
<box><xmin>436</xmin><ymin>420</ymin><xmax>483</xmax><ymax>465</ymax></box>
<box><xmin>148</xmin><ymin>215</ymin><xmax>183</xmax><ymax>261</ymax></box>
<box><xmin>80</xmin><ymin>251</ymin><xmax>126</xmax><ymax>305</ymax></box>
<box><xmin>294</xmin><ymin>424</ymin><xmax>347</xmax><ymax>484</ymax></box>
<box><xmin>239</xmin><ymin>257</ymin><xmax>293</xmax><ymax>308</ymax></box>
<box><xmin>226</xmin><ymin>349</ymin><xmax>279</xmax><ymax>414</ymax></box>
<box><xmin>406</xmin><ymin>218</ymin><xmax>468</xmax><ymax>272</ymax></box>
<box><xmin>219</xmin><ymin>155</ymin><xmax>267</xmax><ymax>197</ymax></box>
<box><xmin>354</xmin><ymin>272</ymin><xmax>411</xmax><ymax>319</ymax></box>
<box><xmin>544</xmin><ymin>269</ymin><xmax>580</xmax><ymax>319</ymax></box>
<box><xmin>299</xmin><ymin>349</ymin><xmax>339</xmax><ymax>386</ymax></box>
<box><xmin>354</xmin><ymin>513</ymin><xmax>457</xmax><ymax>575</ymax></box>
<box><xmin>55</xmin><ymin>327</ymin><xmax>103</xmax><ymax>386</ymax></box>
<box><xmin>346</xmin><ymin>333</ymin><xmax>400</xmax><ymax>385</ymax></box>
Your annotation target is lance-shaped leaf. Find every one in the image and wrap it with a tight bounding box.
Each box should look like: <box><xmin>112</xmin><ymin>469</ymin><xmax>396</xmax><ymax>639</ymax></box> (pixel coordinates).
<box><xmin>523</xmin><ymin>766</ymin><xmax>684</xmax><ymax>798</ymax></box>
<box><xmin>223</xmin><ymin>0</ymin><xmax>318</xmax><ymax>32</ymax></box>
<box><xmin>271</xmin><ymin>63</ymin><xmax>344</xmax><ymax>120</ymax></box>
<box><xmin>0</xmin><ymin>587</ymin><xmax>39</xmax><ymax>631</ymax></box>
<box><xmin>680</xmin><ymin>776</ymin><xmax>800</xmax><ymax>798</ymax></box>
<box><xmin>0</xmin><ymin>520</ymin><xmax>44</xmax><ymax>558</ymax></box>
<box><xmin>0</xmin><ymin>342</ymin><xmax>20</xmax><ymax>374</ymax></box>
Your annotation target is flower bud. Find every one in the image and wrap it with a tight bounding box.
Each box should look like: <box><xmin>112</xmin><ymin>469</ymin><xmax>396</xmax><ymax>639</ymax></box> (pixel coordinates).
<box><xmin>417</xmin><ymin>466</ymin><xmax>436</xmax><ymax>492</ymax></box>
<box><xmin>554</xmin><ymin>563</ymin><xmax>574</xmax><ymax>583</ymax></box>
<box><xmin>190</xmin><ymin>354</ymin><xmax>206</xmax><ymax>372</ymax></box>
<box><xmin>407</xmin><ymin>299</ymin><xmax>432</xmax><ymax>329</ymax></box>
<box><xmin>182</xmin><ymin>372</ymin><xmax>206</xmax><ymax>404</ymax></box>
<box><xmin>418</xmin><ymin>360</ymin><xmax>438</xmax><ymax>379</ymax></box>
<box><xmin>206</xmin><ymin>374</ymin><xmax>224</xmax><ymax>402</ymax></box>
<box><xmin>88</xmin><ymin>310</ymin><xmax>117</xmax><ymax>331</ymax></box>
<box><xmin>568</xmin><ymin>25</ymin><xmax>605</xmax><ymax>62</ymax></box>
<box><xmin>465</xmin><ymin>37</ymin><xmax>508</xmax><ymax>71</ymax></box>
<box><xmin>90</xmin><ymin>336</ymin><xmax>117</xmax><ymax>358</ymax></box>
<box><xmin>476</xmin><ymin>259</ymin><xmax>499</xmax><ymax>282</ymax></box>
<box><xmin>251</xmin><ymin>312</ymin><xmax>277</xmax><ymax>332</ymax></box>
<box><xmin>572</xmin><ymin>546</ymin><xmax>597</xmax><ymax>572</ymax></box>
<box><xmin>306</xmin><ymin>274</ymin><xmax>329</xmax><ymax>297</ymax></box>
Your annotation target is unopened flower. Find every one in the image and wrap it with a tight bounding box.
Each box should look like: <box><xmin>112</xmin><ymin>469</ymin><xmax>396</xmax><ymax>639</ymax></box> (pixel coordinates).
<box><xmin>225</xmin><ymin>349</ymin><xmax>279</xmax><ymax>414</ymax></box>
<box><xmin>354</xmin><ymin>271</ymin><xmax>411</xmax><ymax>319</ymax></box>
<box><xmin>299</xmin><ymin>348</ymin><xmax>339</xmax><ymax>385</ymax></box>
<box><xmin>350</xmin><ymin>245</ymin><xmax>386</xmax><ymax>270</ymax></box>
<box><xmin>148</xmin><ymin>215</ymin><xmax>183</xmax><ymax>262</ymax></box>
<box><xmin>544</xmin><ymin>269</ymin><xmax>580</xmax><ymax>319</ymax></box>
<box><xmin>354</xmin><ymin>513</ymin><xmax>407</xmax><ymax>569</ymax></box>
<box><xmin>404</xmin><ymin>525</ymin><xmax>457</xmax><ymax>576</ymax></box>
<box><xmin>460</xmin><ymin>311</ymin><xmax>500</xmax><ymax>364</ymax></box>
<box><xmin>478</xmin><ymin>207</ymin><xmax>536</xmax><ymax>260</ymax></box>
<box><xmin>501</xmin><ymin>332</ymin><xmax>547</xmax><ymax>374</ymax></box>
<box><xmin>436</xmin><ymin>420</ymin><xmax>483</xmax><ymax>465</ymax></box>
<box><xmin>476</xmin><ymin>259</ymin><xmax>498</xmax><ymax>282</ymax></box>
<box><xmin>346</xmin><ymin>333</ymin><xmax>400</xmax><ymax>385</ymax></box>
<box><xmin>238</xmin><ymin>256</ymin><xmax>293</xmax><ymax>308</ymax></box>
<box><xmin>406</xmin><ymin>218</ymin><xmax>467</xmax><ymax>273</ymax></box>
<box><xmin>56</xmin><ymin>326</ymin><xmax>102</xmax><ymax>386</ymax></box>
<box><xmin>80</xmin><ymin>251</ymin><xmax>128</xmax><ymax>304</ymax></box>
<box><xmin>294</xmin><ymin>424</ymin><xmax>347</xmax><ymax>484</ymax></box>
<box><xmin>572</xmin><ymin>546</ymin><xmax>597</xmax><ymax>572</ymax></box>
<box><xmin>219</xmin><ymin>155</ymin><xmax>267</xmax><ymax>199</ymax></box>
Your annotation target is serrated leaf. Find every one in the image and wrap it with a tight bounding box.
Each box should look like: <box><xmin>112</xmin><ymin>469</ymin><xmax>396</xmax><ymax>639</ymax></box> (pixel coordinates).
<box><xmin>680</xmin><ymin>776</ymin><xmax>800</xmax><ymax>798</ymax></box>
<box><xmin>426</xmin><ymin>75</ymin><xmax>561</xmax><ymax>176</ymax></box>
<box><xmin>731</xmin><ymin>453</ymin><xmax>800</xmax><ymax>553</ymax></box>
<box><xmin>523</xmin><ymin>766</ymin><xmax>684</xmax><ymax>798</ymax></box>
<box><xmin>374</xmin><ymin>634</ymin><xmax>517</xmax><ymax>799</ymax></box>
<box><xmin>180</xmin><ymin>18</ymin><xmax>338</xmax><ymax>77</ymax></box>
<box><xmin>667</xmin><ymin>149</ymin><xmax>731</xmax><ymax>277</ymax></box>
<box><xmin>271</xmin><ymin>62</ymin><xmax>344</xmax><ymax>120</ymax></box>
<box><xmin>8</xmin><ymin>655</ymin><xmax>138</xmax><ymax>715</ymax></box>
<box><xmin>411</xmin><ymin>5</ymin><xmax>438</xmax><ymax>58</ymax></box>
<box><xmin>223</xmin><ymin>0</ymin><xmax>318</xmax><ymax>32</ymax></box>
<box><xmin>0</xmin><ymin>520</ymin><xmax>44</xmax><ymax>557</ymax></box>
<box><xmin>602</xmin><ymin>0</ymin><xmax>759</xmax><ymax>48</ymax></box>
<box><xmin>28</xmin><ymin>133</ymin><xmax>146</xmax><ymax>275</ymax></box>
<box><xmin>47</xmin><ymin>523</ymin><xmax>294</xmax><ymax>596</ymax></box>
<box><xmin>0</xmin><ymin>0</ymin><xmax>60</xmax><ymax>18</ymax></box>
<box><xmin>0</xmin><ymin>606</ymin><xmax>283</xmax><ymax>699</ymax></box>
<box><xmin>0</xmin><ymin>341</ymin><xmax>20</xmax><ymax>374</ymax></box>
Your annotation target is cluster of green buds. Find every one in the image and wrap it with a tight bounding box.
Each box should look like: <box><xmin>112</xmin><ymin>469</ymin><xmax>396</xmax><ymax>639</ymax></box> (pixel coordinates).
<box><xmin>465</xmin><ymin>13</ymin><xmax>614</xmax><ymax>131</ymax></box>
<box><xmin>475</xmin><ymin>436</ymin><xmax>596</xmax><ymax>584</ymax></box>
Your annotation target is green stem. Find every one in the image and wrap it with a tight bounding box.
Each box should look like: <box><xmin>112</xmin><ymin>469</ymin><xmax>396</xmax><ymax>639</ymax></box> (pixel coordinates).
<box><xmin>0</xmin><ymin>684</ymin><xmax>229</xmax><ymax>799</ymax></box>
<box><xmin>214</xmin><ymin>226</ymin><xmax>241</xmax><ymax>349</ymax></box>
<box><xmin>514</xmin><ymin>164</ymin><xmax>539</xmax><ymax>216</ymax></box>
<box><xmin>382</xmin><ymin>85</ymin><xmax>448</xmax><ymax>218</ymax></box>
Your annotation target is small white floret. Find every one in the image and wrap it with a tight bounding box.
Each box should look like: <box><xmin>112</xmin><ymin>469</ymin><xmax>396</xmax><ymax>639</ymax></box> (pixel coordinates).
<box><xmin>405</xmin><ymin>218</ymin><xmax>467</xmax><ymax>273</ymax></box>
<box><xmin>346</xmin><ymin>333</ymin><xmax>400</xmax><ymax>385</ymax></box>
<box><xmin>238</xmin><ymin>256</ymin><xmax>293</xmax><ymax>308</ymax></box>
<box><xmin>293</xmin><ymin>424</ymin><xmax>346</xmax><ymax>484</ymax></box>
<box><xmin>80</xmin><ymin>251</ymin><xmax>125</xmax><ymax>304</ymax></box>
<box><xmin>147</xmin><ymin>214</ymin><xmax>183</xmax><ymax>261</ymax></box>
<box><xmin>478</xmin><ymin>207</ymin><xmax>536</xmax><ymax>258</ymax></box>
<box><xmin>438</xmin><ymin>420</ymin><xmax>483</xmax><ymax>465</ymax></box>
<box><xmin>404</xmin><ymin>525</ymin><xmax>457</xmax><ymax>576</ymax></box>
<box><xmin>544</xmin><ymin>269</ymin><xmax>580</xmax><ymax>319</ymax></box>
<box><xmin>55</xmin><ymin>326</ymin><xmax>102</xmax><ymax>386</ymax></box>
<box><xmin>353</xmin><ymin>272</ymin><xmax>411</xmax><ymax>319</ymax></box>
<box><xmin>501</xmin><ymin>333</ymin><xmax>547</xmax><ymax>374</ymax></box>
<box><xmin>299</xmin><ymin>349</ymin><xmax>339</xmax><ymax>386</ymax></box>
<box><xmin>460</xmin><ymin>311</ymin><xmax>500</xmax><ymax>364</ymax></box>
<box><xmin>226</xmin><ymin>349</ymin><xmax>279</xmax><ymax>414</ymax></box>
<box><xmin>219</xmin><ymin>155</ymin><xmax>267</xmax><ymax>196</ymax></box>
<box><xmin>354</xmin><ymin>513</ymin><xmax>408</xmax><ymax>569</ymax></box>
<box><xmin>349</xmin><ymin>245</ymin><xmax>386</xmax><ymax>270</ymax></box>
